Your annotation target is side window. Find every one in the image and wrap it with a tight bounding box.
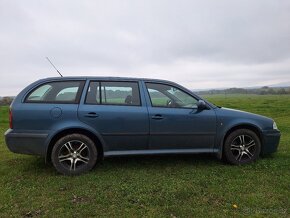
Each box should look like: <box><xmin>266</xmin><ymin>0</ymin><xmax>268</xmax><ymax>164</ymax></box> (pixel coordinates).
<box><xmin>146</xmin><ymin>83</ymin><xmax>198</xmax><ymax>108</ymax></box>
<box><xmin>26</xmin><ymin>84</ymin><xmax>52</xmax><ymax>101</ymax></box>
<box><xmin>56</xmin><ymin>87</ymin><xmax>79</xmax><ymax>101</ymax></box>
<box><xmin>101</xmin><ymin>81</ymin><xmax>141</xmax><ymax>106</ymax></box>
<box><xmin>25</xmin><ymin>81</ymin><xmax>84</xmax><ymax>103</ymax></box>
<box><xmin>147</xmin><ymin>88</ymin><xmax>171</xmax><ymax>107</ymax></box>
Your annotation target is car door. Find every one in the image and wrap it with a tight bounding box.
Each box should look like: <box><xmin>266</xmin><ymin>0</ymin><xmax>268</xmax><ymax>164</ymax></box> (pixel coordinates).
<box><xmin>144</xmin><ymin>82</ymin><xmax>216</xmax><ymax>151</ymax></box>
<box><xmin>78</xmin><ymin>80</ymin><xmax>149</xmax><ymax>152</ymax></box>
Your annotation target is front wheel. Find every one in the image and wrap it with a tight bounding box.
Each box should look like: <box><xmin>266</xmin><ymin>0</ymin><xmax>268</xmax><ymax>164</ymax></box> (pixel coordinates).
<box><xmin>51</xmin><ymin>134</ymin><xmax>98</xmax><ymax>175</ymax></box>
<box><xmin>223</xmin><ymin>129</ymin><xmax>261</xmax><ymax>165</ymax></box>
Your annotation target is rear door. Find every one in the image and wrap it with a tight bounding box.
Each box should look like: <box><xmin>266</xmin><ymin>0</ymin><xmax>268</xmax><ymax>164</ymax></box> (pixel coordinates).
<box><xmin>78</xmin><ymin>80</ymin><xmax>149</xmax><ymax>152</ymax></box>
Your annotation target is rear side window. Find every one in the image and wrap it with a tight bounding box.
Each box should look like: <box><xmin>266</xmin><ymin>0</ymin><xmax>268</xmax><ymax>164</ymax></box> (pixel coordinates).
<box><xmin>25</xmin><ymin>81</ymin><xmax>85</xmax><ymax>103</ymax></box>
<box><xmin>85</xmin><ymin>81</ymin><xmax>141</xmax><ymax>106</ymax></box>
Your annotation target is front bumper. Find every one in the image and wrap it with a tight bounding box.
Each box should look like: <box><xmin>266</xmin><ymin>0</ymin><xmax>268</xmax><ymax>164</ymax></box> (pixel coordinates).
<box><xmin>261</xmin><ymin>129</ymin><xmax>281</xmax><ymax>155</ymax></box>
<box><xmin>5</xmin><ymin>129</ymin><xmax>48</xmax><ymax>156</ymax></box>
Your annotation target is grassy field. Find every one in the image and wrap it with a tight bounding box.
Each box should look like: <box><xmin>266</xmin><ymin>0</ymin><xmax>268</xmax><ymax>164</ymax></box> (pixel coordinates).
<box><xmin>0</xmin><ymin>94</ymin><xmax>289</xmax><ymax>217</ymax></box>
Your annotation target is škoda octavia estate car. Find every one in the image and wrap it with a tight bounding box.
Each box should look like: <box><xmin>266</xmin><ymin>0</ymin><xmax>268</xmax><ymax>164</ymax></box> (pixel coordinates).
<box><xmin>5</xmin><ymin>77</ymin><xmax>281</xmax><ymax>175</ymax></box>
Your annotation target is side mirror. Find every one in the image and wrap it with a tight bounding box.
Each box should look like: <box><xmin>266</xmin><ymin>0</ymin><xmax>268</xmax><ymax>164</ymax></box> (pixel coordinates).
<box><xmin>197</xmin><ymin>100</ymin><xmax>208</xmax><ymax>110</ymax></box>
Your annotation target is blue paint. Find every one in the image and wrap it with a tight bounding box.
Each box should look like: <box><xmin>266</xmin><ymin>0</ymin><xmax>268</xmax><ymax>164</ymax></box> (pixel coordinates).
<box><xmin>4</xmin><ymin>77</ymin><xmax>280</xmax><ymax>160</ymax></box>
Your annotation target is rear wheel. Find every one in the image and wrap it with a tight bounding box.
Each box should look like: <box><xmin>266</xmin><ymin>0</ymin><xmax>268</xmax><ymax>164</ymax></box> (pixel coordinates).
<box><xmin>51</xmin><ymin>134</ymin><xmax>97</xmax><ymax>175</ymax></box>
<box><xmin>223</xmin><ymin>129</ymin><xmax>261</xmax><ymax>165</ymax></box>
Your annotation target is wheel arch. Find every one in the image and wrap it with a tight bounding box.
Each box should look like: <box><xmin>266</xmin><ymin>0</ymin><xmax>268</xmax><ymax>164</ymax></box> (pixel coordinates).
<box><xmin>45</xmin><ymin>127</ymin><xmax>104</xmax><ymax>162</ymax></box>
<box><xmin>219</xmin><ymin>123</ymin><xmax>263</xmax><ymax>158</ymax></box>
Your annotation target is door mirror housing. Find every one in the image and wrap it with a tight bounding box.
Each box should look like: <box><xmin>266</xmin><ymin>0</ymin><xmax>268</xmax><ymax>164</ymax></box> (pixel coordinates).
<box><xmin>197</xmin><ymin>100</ymin><xmax>208</xmax><ymax>110</ymax></box>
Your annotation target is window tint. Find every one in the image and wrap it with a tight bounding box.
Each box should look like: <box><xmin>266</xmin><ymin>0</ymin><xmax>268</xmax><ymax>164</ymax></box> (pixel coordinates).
<box><xmin>27</xmin><ymin>84</ymin><xmax>52</xmax><ymax>101</ymax></box>
<box><xmin>100</xmin><ymin>81</ymin><xmax>140</xmax><ymax>106</ymax></box>
<box><xmin>146</xmin><ymin>83</ymin><xmax>198</xmax><ymax>108</ymax></box>
<box><xmin>26</xmin><ymin>81</ymin><xmax>84</xmax><ymax>103</ymax></box>
<box><xmin>56</xmin><ymin>87</ymin><xmax>79</xmax><ymax>101</ymax></box>
<box><xmin>147</xmin><ymin>88</ymin><xmax>171</xmax><ymax>107</ymax></box>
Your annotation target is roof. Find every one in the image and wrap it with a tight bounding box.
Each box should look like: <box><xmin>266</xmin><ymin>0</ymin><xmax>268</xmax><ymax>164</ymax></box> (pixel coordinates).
<box><xmin>40</xmin><ymin>76</ymin><xmax>175</xmax><ymax>84</ymax></box>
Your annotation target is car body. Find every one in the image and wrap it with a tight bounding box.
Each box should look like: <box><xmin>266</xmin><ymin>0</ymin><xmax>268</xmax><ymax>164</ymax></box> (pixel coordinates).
<box><xmin>5</xmin><ymin>77</ymin><xmax>281</xmax><ymax>175</ymax></box>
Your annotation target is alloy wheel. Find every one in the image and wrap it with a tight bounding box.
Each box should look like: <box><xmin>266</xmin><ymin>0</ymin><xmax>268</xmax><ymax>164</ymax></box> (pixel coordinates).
<box><xmin>58</xmin><ymin>140</ymin><xmax>90</xmax><ymax>171</ymax></box>
<box><xmin>230</xmin><ymin>135</ymin><xmax>256</xmax><ymax>162</ymax></box>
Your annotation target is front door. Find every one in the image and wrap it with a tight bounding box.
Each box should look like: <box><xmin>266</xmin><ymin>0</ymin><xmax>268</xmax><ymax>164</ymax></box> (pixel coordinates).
<box><xmin>144</xmin><ymin>82</ymin><xmax>216</xmax><ymax>150</ymax></box>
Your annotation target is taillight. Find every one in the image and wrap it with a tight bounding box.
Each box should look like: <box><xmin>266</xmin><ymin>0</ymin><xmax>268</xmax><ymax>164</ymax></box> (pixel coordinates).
<box><xmin>9</xmin><ymin>108</ymin><xmax>13</xmax><ymax>129</ymax></box>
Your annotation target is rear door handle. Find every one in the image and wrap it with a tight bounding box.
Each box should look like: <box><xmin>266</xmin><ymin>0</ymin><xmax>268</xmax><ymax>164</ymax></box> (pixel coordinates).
<box><xmin>84</xmin><ymin>112</ymin><xmax>99</xmax><ymax>118</ymax></box>
<box><xmin>151</xmin><ymin>114</ymin><xmax>164</xmax><ymax>120</ymax></box>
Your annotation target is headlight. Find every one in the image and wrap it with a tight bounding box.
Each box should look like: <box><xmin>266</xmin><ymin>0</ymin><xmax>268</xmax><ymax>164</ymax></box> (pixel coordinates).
<box><xmin>273</xmin><ymin>121</ymin><xmax>278</xmax><ymax>130</ymax></box>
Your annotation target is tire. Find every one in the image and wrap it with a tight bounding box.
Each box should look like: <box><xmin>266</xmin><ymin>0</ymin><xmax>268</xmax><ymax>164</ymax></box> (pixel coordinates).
<box><xmin>51</xmin><ymin>134</ymin><xmax>98</xmax><ymax>175</ymax></box>
<box><xmin>223</xmin><ymin>129</ymin><xmax>261</xmax><ymax>165</ymax></box>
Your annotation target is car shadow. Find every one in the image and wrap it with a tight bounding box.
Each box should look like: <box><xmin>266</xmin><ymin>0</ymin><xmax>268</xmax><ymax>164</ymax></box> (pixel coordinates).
<box><xmin>16</xmin><ymin>153</ymin><xmax>221</xmax><ymax>176</ymax></box>
<box><xmin>18</xmin><ymin>152</ymin><xmax>281</xmax><ymax>176</ymax></box>
<box><xmin>102</xmin><ymin>153</ymin><xmax>220</xmax><ymax>167</ymax></box>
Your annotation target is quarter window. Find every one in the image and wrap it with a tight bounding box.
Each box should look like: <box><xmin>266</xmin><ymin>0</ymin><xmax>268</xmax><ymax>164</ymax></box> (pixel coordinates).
<box><xmin>146</xmin><ymin>83</ymin><xmax>198</xmax><ymax>108</ymax></box>
<box><xmin>25</xmin><ymin>81</ymin><xmax>84</xmax><ymax>103</ymax></box>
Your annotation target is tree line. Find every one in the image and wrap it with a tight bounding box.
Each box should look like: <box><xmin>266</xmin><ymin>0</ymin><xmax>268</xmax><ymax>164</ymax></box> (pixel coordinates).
<box><xmin>196</xmin><ymin>86</ymin><xmax>290</xmax><ymax>95</ymax></box>
<box><xmin>0</xmin><ymin>97</ymin><xmax>14</xmax><ymax>106</ymax></box>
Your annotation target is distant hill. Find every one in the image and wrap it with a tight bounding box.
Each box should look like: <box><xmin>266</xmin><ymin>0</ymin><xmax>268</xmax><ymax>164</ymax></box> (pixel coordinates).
<box><xmin>196</xmin><ymin>86</ymin><xmax>290</xmax><ymax>95</ymax></box>
<box><xmin>268</xmin><ymin>81</ymin><xmax>290</xmax><ymax>88</ymax></box>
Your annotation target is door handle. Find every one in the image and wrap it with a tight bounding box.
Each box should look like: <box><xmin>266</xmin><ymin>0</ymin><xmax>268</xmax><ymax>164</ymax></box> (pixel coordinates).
<box><xmin>84</xmin><ymin>112</ymin><xmax>99</xmax><ymax>118</ymax></box>
<box><xmin>151</xmin><ymin>114</ymin><xmax>164</xmax><ymax>120</ymax></box>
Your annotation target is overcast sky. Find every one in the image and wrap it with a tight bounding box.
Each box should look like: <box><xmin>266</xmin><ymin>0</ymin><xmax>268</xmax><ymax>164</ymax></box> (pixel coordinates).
<box><xmin>0</xmin><ymin>0</ymin><xmax>290</xmax><ymax>95</ymax></box>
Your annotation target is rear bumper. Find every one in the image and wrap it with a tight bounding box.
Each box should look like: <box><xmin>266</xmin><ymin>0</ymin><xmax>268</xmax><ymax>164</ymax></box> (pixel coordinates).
<box><xmin>5</xmin><ymin>129</ymin><xmax>48</xmax><ymax>156</ymax></box>
<box><xmin>261</xmin><ymin>129</ymin><xmax>281</xmax><ymax>155</ymax></box>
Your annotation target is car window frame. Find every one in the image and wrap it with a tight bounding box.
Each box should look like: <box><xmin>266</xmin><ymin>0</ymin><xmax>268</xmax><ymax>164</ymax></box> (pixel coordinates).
<box><xmin>84</xmin><ymin>80</ymin><xmax>142</xmax><ymax>107</ymax></box>
<box><xmin>84</xmin><ymin>81</ymin><xmax>101</xmax><ymax>105</ymax></box>
<box><xmin>145</xmin><ymin>82</ymin><xmax>199</xmax><ymax>109</ymax></box>
<box><xmin>24</xmin><ymin>80</ymin><xmax>85</xmax><ymax>104</ymax></box>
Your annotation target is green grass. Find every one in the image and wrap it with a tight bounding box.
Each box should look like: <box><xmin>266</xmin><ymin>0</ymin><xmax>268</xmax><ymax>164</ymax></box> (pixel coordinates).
<box><xmin>0</xmin><ymin>94</ymin><xmax>289</xmax><ymax>217</ymax></box>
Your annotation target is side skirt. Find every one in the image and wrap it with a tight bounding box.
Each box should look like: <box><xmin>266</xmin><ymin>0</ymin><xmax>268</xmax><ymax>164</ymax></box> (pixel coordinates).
<box><xmin>104</xmin><ymin>148</ymin><xmax>219</xmax><ymax>157</ymax></box>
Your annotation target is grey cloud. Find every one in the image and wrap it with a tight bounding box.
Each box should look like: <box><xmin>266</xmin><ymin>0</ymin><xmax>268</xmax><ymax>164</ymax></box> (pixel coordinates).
<box><xmin>0</xmin><ymin>0</ymin><xmax>290</xmax><ymax>95</ymax></box>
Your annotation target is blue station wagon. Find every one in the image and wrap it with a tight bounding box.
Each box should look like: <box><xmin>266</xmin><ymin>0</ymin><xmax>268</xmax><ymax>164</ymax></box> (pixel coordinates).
<box><xmin>5</xmin><ymin>77</ymin><xmax>281</xmax><ymax>175</ymax></box>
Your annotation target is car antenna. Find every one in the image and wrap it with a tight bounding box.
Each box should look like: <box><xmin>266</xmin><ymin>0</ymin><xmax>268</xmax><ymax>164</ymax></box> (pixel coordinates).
<box><xmin>46</xmin><ymin>57</ymin><xmax>63</xmax><ymax>77</ymax></box>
